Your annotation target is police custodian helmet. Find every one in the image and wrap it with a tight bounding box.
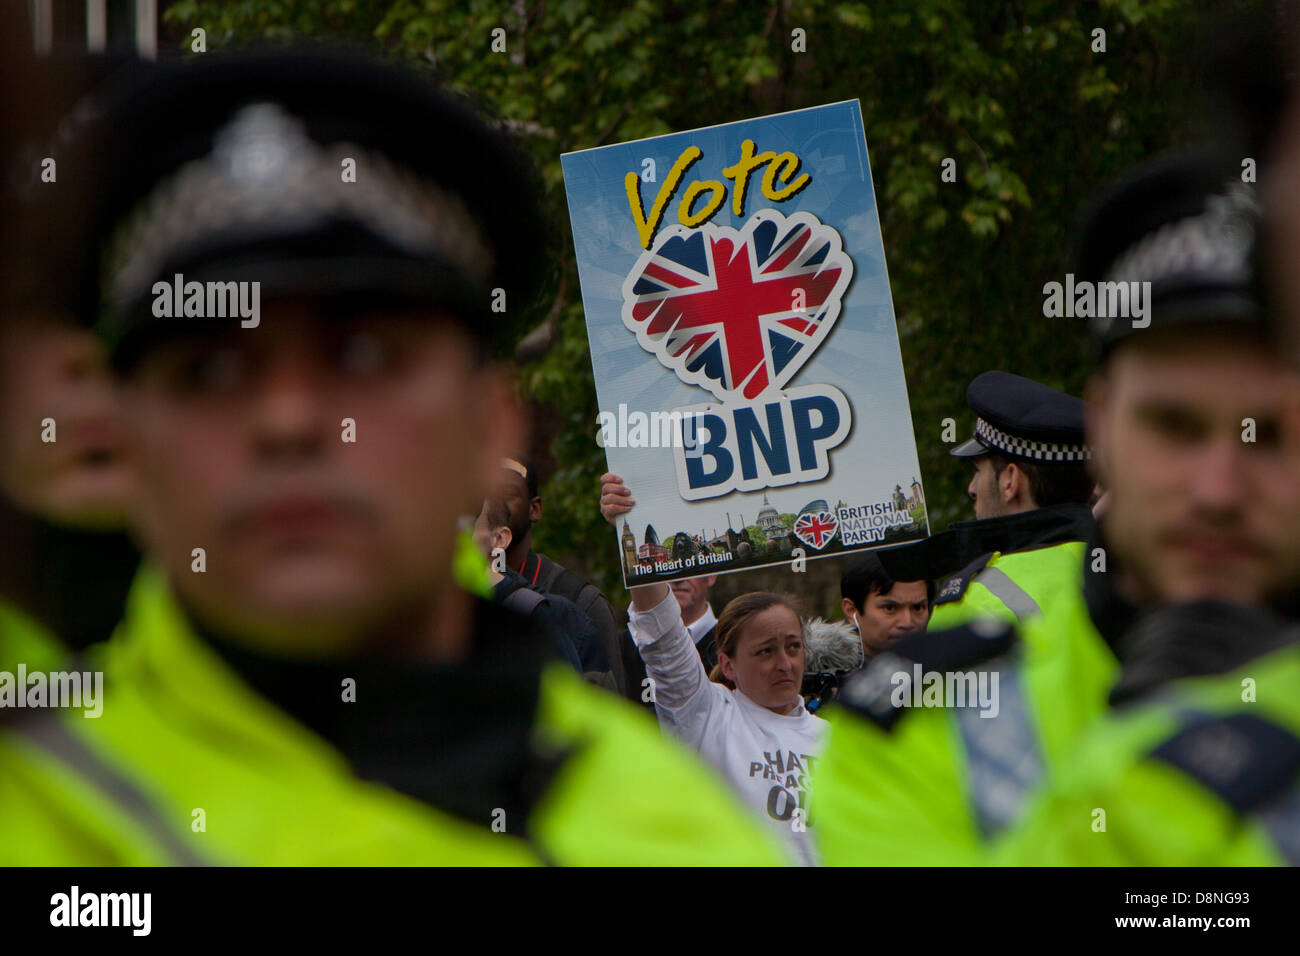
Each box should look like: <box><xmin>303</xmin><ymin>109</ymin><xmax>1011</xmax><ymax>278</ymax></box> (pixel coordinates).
<box><xmin>1074</xmin><ymin>144</ymin><xmax>1263</xmax><ymax>356</ymax></box>
<box><xmin>950</xmin><ymin>370</ymin><xmax>1091</xmax><ymax>464</ymax></box>
<box><xmin>68</xmin><ymin>47</ymin><xmax>551</xmax><ymax>368</ymax></box>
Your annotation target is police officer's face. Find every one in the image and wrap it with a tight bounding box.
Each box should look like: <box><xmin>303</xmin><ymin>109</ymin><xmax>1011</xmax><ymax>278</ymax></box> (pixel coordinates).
<box><xmin>720</xmin><ymin>605</ymin><xmax>804</xmax><ymax>713</ymax></box>
<box><xmin>0</xmin><ymin>316</ymin><xmax>134</xmax><ymax>528</ymax></box>
<box><xmin>119</xmin><ymin>305</ymin><xmax>522</xmax><ymax>655</ymax></box>
<box><xmin>1088</xmin><ymin>331</ymin><xmax>1300</xmax><ymax>605</ymax></box>
<box><xmin>967</xmin><ymin>457</ymin><xmax>1004</xmax><ymax>519</ymax></box>
<box><xmin>850</xmin><ymin>580</ymin><xmax>930</xmax><ymax>654</ymax></box>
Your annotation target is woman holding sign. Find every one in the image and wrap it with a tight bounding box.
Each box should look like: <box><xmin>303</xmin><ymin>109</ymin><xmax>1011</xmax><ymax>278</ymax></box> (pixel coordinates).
<box><xmin>600</xmin><ymin>474</ymin><xmax>828</xmax><ymax>866</ymax></box>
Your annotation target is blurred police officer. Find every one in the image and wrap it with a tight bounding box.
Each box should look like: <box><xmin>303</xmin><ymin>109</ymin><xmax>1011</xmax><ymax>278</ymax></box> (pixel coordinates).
<box><xmin>878</xmin><ymin>371</ymin><xmax>1094</xmax><ymax>631</ymax></box>
<box><xmin>0</xmin><ymin>52</ymin><xmax>145</xmax><ymax>671</ymax></box>
<box><xmin>814</xmin><ymin>145</ymin><xmax>1300</xmax><ymax>865</ymax></box>
<box><xmin>988</xmin><ymin>28</ymin><xmax>1300</xmax><ymax>868</ymax></box>
<box><xmin>990</xmin><ymin>603</ymin><xmax>1300</xmax><ymax>865</ymax></box>
<box><xmin>0</xmin><ymin>49</ymin><xmax>785</xmax><ymax>865</ymax></box>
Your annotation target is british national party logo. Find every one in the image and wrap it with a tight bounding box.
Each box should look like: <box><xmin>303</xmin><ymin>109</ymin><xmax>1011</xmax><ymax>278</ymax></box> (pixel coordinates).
<box><xmin>792</xmin><ymin>500</ymin><xmax>839</xmax><ymax>551</ymax></box>
<box><xmin>622</xmin><ymin>209</ymin><xmax>854</xmax><ymax>503</ymax></box>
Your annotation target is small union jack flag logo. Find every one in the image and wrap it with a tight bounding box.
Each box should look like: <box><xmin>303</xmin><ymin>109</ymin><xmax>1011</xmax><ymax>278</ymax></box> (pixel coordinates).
<box><xmin>793</xmin><ymin>510</ymin><xmax>839</xmax><ymax>550</ymax></box>
<box><xmin>621</xmin><ymin>210</ymin><xmax>853</xmax><ymax>402</ymax></box>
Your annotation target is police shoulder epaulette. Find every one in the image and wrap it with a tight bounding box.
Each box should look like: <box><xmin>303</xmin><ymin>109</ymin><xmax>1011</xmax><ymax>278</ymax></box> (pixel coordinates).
<box><xmin>933</xmin><ymin>552</ymin><xmax>995</xmax><ymax>606</ymax></box>
<box><xmin>836</xmin><ymin>618</ymin><xmax>1018</xmax><ymax>731</ymax></box>
<box><xmin>1148</xmin><ymin>712</ymin><xmax>1300</xmax><ymax>815</ymax></box>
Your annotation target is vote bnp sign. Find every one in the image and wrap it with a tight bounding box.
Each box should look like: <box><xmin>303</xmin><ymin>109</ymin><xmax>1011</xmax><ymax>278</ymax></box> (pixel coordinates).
<box><xmin>561</xmin><ymin>101</ymin><xmax>929</xmax><ymax>586</ymax></box>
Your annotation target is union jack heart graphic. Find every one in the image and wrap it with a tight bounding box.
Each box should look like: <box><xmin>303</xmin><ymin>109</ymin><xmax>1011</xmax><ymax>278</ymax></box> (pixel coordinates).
<box><xmin>621</xmin><ymin>210</ymin><xmax>854</xmax><ymax>402</ymax></box>
<box><xmin>793</xmin><ymin>509</ymin><xmax>839</xmax><ymax>550</ymax></box>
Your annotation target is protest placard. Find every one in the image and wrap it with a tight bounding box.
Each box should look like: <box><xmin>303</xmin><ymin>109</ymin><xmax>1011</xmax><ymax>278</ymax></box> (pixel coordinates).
<box><xmin>562</xmin><ymin>100</ymin><xmax>928</xmax><ymax>586</ymax></box>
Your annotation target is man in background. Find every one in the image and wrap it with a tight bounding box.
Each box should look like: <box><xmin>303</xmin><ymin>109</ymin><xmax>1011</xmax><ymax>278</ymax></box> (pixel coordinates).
<box><xmin>839</xmin><ymin>552</ymin><xmax>931</xmax><ymax>658</ymax></box>
<box><xmin>500</xmin><ymin>456</ymin><xmax>625</xmax><ymax>692</ymax></box>
<box><xmin>816</xmin><ymin>145</ymin><xmax>1300</xmax><ymax>866</ymax></box>
<box><xmin>473</xmin><ymin>496</ymin><xmax>601</xmax><ymax>679</ymax></box>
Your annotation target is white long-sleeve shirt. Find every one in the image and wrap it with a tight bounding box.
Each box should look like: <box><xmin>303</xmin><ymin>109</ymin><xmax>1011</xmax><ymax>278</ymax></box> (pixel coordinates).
<box><xmin>629</xmin><ymin>590</ymin><xmax>828</xmax><ymax>865</ymax></box>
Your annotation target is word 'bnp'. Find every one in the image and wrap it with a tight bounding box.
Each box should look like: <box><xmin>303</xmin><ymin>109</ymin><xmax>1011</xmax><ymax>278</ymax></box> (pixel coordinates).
<box><xmin>626</xmin><ymin>139</ymin><xmax>812</xmax><ymax>249</ymax></box>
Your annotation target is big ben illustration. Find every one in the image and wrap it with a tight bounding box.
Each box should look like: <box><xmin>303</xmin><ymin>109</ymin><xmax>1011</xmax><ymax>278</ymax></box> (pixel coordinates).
<box><xmin>620</xmin><ymin>521</ymin><xmax>637</xmax><ymax>575</ymax></box>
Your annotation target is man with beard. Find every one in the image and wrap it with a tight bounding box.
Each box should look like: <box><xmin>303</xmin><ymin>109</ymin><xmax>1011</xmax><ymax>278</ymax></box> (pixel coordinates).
<box><xmin>814</xmin><ymin>145</ymin><xmax>1300</xmax><ymax>865</ymax></box>
<box><xmin>985</xmin><ymin>25</ymin><xmax>1300</xmax><ymax>868</ymax></box>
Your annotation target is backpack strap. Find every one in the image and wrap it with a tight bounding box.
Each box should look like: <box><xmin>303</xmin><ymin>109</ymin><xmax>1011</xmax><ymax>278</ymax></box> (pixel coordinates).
<box><xmin>502</xmin><ymin>587</ymin><xmax>548</xmax><ymax>616</ymax></box>
<box><xmin>549</xmin><ymin>567</ymin><xmax>589</xmax><ymax>606</ymax></box>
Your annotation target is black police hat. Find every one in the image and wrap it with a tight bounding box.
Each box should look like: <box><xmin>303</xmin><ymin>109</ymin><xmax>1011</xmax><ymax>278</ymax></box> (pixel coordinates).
<box><xmin>80</xmin><ymin>48</ymin><xmax>550</xmax><ymax>367</ymax></box>
<box><xmin>950</xmin><ymin>370</ymin><xmax>1090</xmax><ymax>463</ymax></box>
<box><xmin>1074</xmin><ymin>145</ymin><xmax>1263</xmax><ymax>356</ymax></box>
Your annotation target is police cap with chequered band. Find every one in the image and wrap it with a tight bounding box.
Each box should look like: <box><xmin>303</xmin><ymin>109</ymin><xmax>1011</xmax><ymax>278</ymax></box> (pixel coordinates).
<box><xmin>950</xmin><ymin>371</ymin><xmax>1090</xmax><ymax>463</ymax></box>
<box><xmin>75</xmin><ymin>47</ymin><xmax>551</xmax><ymax>369</ymax></box>
<box><xmin>1074</xmin><ymin>145</ymin><xmax>1264</xmax><ymax>357</ymax></box>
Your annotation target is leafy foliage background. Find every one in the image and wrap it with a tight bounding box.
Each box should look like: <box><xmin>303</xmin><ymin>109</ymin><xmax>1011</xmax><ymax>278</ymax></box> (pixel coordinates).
<box><xmin>163</xmin><ymin>0</ymin><xmax>1252</xmax><ymax>610</ymax></box>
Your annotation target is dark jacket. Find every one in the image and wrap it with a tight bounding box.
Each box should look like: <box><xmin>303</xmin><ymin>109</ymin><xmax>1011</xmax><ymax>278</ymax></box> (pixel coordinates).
<box><xmin>491</xmin><ymin>569</ymin><xmax>587</xmax><ymax>673</ymax></box>
<box><xmin>203</xmin><ymin>594</ymin><xmax>586</xmax><ymax>829</ymax></box>
<box><xmin>517</xmin><ymin>550</ymin><xmax>621</xmax><ymax>692</ymax></box>
<box><xmin>877</xmin><ymin>503</ymin><xmax>1094</xmax><ymax>584</ymax></box>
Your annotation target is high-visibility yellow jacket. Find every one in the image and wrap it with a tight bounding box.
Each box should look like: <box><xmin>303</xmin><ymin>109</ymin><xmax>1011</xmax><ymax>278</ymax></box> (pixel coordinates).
<box><xmin>0</xmin><ymin>567</ymin><xmax>787</xmax><ymax>865</ymax></box>
<box><xmin>0</xmin><ymin>600</ymin><xmax>67</xmax><ymax>676</ymax></box>
<box><xmin>990</xmin><ymin>642</ymin><xmax>1300</xmax><ymax>866</ymax></box>
<box><xmin>812</xmin><ymin>564</ymin><xmax>1118</xmax><ymax>865</ymax></box>
<box><xmin>927</xmin><ymin>540</ymin><xmax>1087</xmax><ymax>631</ymax></box>
<box><xmin>878</xmin><ymin>503</ymin><xmax>1093</xmax><ymax>632</ymax></box>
